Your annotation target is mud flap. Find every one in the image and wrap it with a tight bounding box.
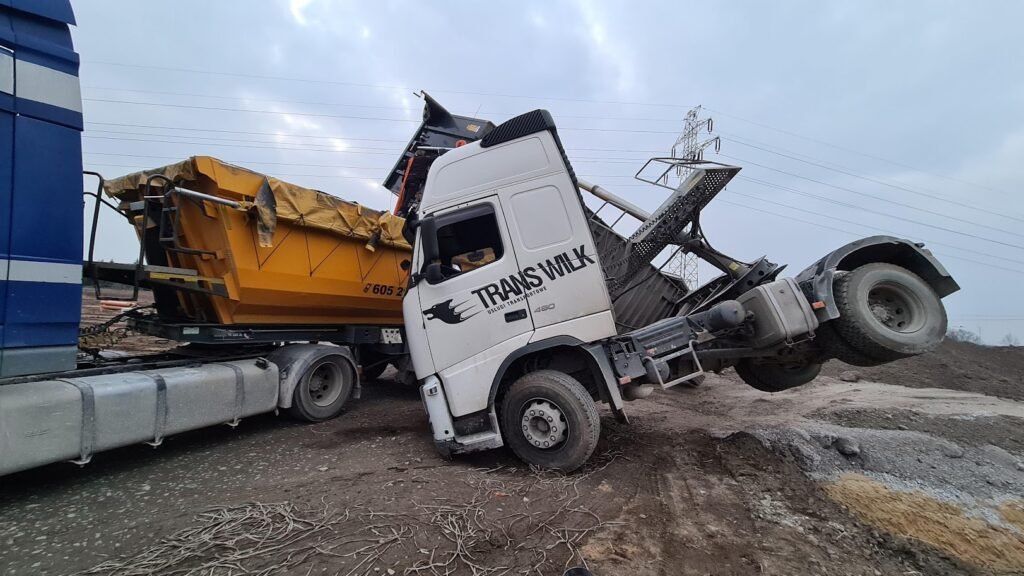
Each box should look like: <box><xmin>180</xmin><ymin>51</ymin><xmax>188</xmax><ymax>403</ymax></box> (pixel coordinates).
<box><xmin>583</xmin><ymin>343</ymin><xmax>629</xmax><ymax>424</ymax></box>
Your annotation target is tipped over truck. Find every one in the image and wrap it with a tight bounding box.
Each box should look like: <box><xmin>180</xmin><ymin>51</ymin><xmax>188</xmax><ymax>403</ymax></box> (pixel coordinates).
<box><xmin>0</xmin><ymin>1</ymin><xmax>957</xmax><ymax>476</ymax></box>
<box><xmin>389</xmin><ymin>102</ymin><xmax>958</xmax><ymax>471</ymax></box>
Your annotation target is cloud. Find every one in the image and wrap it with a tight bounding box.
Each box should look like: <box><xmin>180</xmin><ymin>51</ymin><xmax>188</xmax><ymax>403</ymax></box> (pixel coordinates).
<box><xmin>573</xmin><ymin>0</ymin><xmax>639</xmax><ymax>99</ymax></box>
<box><xmin>289</xmin><ymin>0</ymin><xmax>313</xmax><ymax>26</ymax></box>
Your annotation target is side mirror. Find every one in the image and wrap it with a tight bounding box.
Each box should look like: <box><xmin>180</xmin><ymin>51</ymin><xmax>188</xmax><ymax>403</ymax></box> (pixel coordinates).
<box><xmin>425</xmin><ymin>262</ymin><xmax>444</xmax><ymax>284</ymax></box>
<box><xmin>420</xmin><ymin>216</ymin><xmax>439</xmax><ymax>263</ymax></box>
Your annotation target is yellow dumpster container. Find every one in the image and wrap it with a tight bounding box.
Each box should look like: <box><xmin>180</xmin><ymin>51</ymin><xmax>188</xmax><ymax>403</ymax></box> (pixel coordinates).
<box><xmin>104</xmin><ymin>157</ymin><xmax>410</xmax><ymax>326</ymax></box>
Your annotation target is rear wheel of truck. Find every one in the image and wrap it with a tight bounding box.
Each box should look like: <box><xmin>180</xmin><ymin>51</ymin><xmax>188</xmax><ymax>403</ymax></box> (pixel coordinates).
<box><xmin>500</xmin><ymin>370</ymin><xmax>600</xmax><ymax>473</ymax></box>
<box><xmin>735</xmin><ymin>359</ymin><xmax>821</xmax><ymax>392</ymax></box>
<box><xmin>833</xmin><ymin>263</ymin><xmax>947</xmax><ymax>362</ymax></box>
<box><xmin>287</xmin><ymin>356</ymin><xmax>355</xmax><ymax>422</ymax></box>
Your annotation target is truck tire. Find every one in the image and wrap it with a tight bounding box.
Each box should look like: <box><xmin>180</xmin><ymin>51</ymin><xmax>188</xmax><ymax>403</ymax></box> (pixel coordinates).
<box><xmin>287</xmin><ymin>355</ymin><xmax>355</xmax><ymax>422</ymax></box>
<box><xmin>734</xmin><ymin>359</ymin><xmax>821</xmax><ymax>392</ymax></box>
<box><xmin>833</xmin><ymin>263</ymin><xmax>947</xmax><ymax>362</ymax></box>
<box><xmin>500</xmin><ymin>370</ymin><xmax>600</xmax><ymax>472</ymax></box>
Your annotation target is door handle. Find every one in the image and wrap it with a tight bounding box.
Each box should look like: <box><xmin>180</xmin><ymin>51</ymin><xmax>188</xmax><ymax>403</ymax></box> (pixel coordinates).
<box><xmin>504</xmin><ymin>309</ymin><xmax>528</xmax><ymax>323</ymax></box>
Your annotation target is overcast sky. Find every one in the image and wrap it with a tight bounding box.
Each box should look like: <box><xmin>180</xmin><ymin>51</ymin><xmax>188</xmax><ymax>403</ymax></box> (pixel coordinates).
<box><xmin>72</xmin><ymin>0</ymin><xmax>1024</xmax><ymax>343</ymax></box>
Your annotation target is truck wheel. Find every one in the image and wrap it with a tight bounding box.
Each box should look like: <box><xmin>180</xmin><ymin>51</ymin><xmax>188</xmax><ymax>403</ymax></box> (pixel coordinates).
<box><xmin>834</xmin><ymin>263</ymin><xmax>947</xmax><ymax>362</ymax></box>
<box><xmin>500</xmin><ymin>370</ymin><xmax>600</xmax><ymax>472</ymax></box>
<box><xmin>287</xmin><ymin>355</ymin><xmax>355</xmax><ymax>422</ymax></box>
<box><xmin>735</xmin><ymin>359</ymin><xmax>821</xmax><ymax>392</ymax></box>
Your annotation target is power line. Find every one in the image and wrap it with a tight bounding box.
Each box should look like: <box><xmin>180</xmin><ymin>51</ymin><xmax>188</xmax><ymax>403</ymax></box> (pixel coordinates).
<box><xmin>83</xmin><ymin>134</ymin><xmax>402</xmax><ymax>155</ymax></box>
<box><xmin>704</xmin><ymin>106</ymin><xmax>1010</xmax><ymax>197</ymax></box>
<box><xmin>81</xmin><ymin>108</ymin><xmax>1023</xmax><ymax>252</ymax></box>
<box><xmin>85</xmin><ymin>121</ymin><xmax>672</xmax><ymax>156</ymax></box>
<box><xmin>86</xmin><ymin>60</ymin><xmax>1007</xmax><ymax>195</ymax></box>
<box><xmin>726</xmin><ymin>189</ymin><xmax>1024</xmax><ymax>268</ymax></box>
<box><xmin>84</xmin><ymin>98</ymin><xmax>421</xmax><ymax>123</ymax></box>
<box><xmin>720</xmin><ymin>153</ymin><xmax>1024</xmax><ymax>242</ymax></box>
<box><xmin>721</xmin><ymin>134</ymin><xmax>1024</xmax><ymax>224</ymax></box>
<box><xmin>581</xmin><ymin>167</ymin><xmax>1024</xmax><ymax>268</ymax></box>
<box><xmin>716</xmin><ymin>195</ymin><xmax>1024</xmax><ymax>277</ymax></box>
<box><xmin>83</xmin><ymin>148</ymin><xmax>647</xmax><ymax>168</ymax></box>
<box><xmin>84</xmin><ymin>152</ymin><xmax>389</xmax><ymax>170</ymax></box>
<box><xmin>84</xmin><ymin>97</ymin><xmax>682</xmax><ymax>135</ymax></box>
<box><xmin>83</xmin><ymin>85</ymin><xmax>696</xmax><ymax>124</ymax></box>
<box><xmin>580</xmin><ymin>169</ymin><xmax>1024</xmax><ymax>252</ymax></box>
<box><xmin>734</xmin><ymin>175</ymin><xmax>1024</xmax><ymax>252</ymax></box>
<box><xmin>85</xmin><ymin>162</ymin><xmax>386</xmax><ymax>181</ymax></box>
<box><xmin>84</xmin><ymin>60</ymin><xmax>696</xmax><ymax>109</ymax></box>
<box><xmin>83</xmin><ymin>159</ymin><xmax>1020</xmax><ymax>276</ymax></box>
<box><xmin>86</xmin><ymin>129</ymin><xmax>400</xmax><ymax>151</ymax></box>
<box><xmin>87</xmin><ymin>121</ymin><xmax>411</xmax><ymax>144</ymax></box>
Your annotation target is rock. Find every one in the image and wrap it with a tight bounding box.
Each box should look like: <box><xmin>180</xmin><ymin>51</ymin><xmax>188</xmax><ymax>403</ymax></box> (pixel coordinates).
<box><xmin>942</xmin><ymin>445</ymin><xmax>965</xmax><ymax>459</ymax></box>
<box><xmin>1017</xmin><ymin>461</ymin><xmax>1024</xmax><ymax>472</ymax></box>
<box><xmin>897</xmin><ymin>424</ymin><xmax>909</xmax><ymax>431</ymax></box>
<box><xmin>838</xmin><ymin>371</ymin><xmax>861</xmax><ymax>382</ymax></box>
<box><xmin>811</xmin><ymin>432</ymin><xmax>837</xmax><ymax>449</ymax></box>
<box><xmin>789</xmin><ymin>441</ymin><xmax>822</xmax><ymax>470</ymax></box>
<box><xmin>835</xmin><ymin>437</ymin><xmax>861</xmax><ymax>457</ymax></box>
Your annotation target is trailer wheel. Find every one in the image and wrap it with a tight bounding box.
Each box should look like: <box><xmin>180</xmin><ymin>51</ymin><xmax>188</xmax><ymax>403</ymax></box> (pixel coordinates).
<box><xmin>833</xmin><ymin>263</ymin><xmax>947</xmax><ymax>362</ymax></box>
<box><xmin>734</xmin><ymin>359</ymin><xmax>821</xmax><ymax>392</ymax></box>
<box><xmin>500</xmin><ymin>370</ymin><xmax>600</xmax><ymax>472</ymax></box>
<box><xmin>288</xmin><ymin>356</ymin><xmax>355</xmax><ymax>422</ymax></box>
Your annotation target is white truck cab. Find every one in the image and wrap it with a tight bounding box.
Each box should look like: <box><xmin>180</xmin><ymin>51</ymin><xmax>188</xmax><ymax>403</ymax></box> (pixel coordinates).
<box><xmin>404</xmin><ymin>112</ymin><xmax>619</xmax><ymax>468</ymax></box>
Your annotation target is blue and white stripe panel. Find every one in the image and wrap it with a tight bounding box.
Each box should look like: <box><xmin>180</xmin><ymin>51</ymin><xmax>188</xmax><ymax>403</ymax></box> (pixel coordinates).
<box><xmin>1</xmin><ymin>258</ymin><xmax>82</xmax><ymax>348</ymax></box>
<box><xmin>0</xmin><ymin>1</ymin><xmax>83</xmax><ymax>377</ymax></box>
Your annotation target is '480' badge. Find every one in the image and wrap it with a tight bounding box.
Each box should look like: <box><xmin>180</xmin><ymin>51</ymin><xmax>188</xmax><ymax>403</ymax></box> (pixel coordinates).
<box><xmin>363</xmin><ymin>283</ymin><xmax>404</xmax><ymax>297</ymax></box>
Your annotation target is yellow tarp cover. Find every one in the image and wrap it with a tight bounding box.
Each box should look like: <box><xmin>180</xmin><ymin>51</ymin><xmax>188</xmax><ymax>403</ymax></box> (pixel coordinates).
<box><xmin>104</xmin><ymin>156</ymin><xmax>410</xmax><ymax>250</ymax></box>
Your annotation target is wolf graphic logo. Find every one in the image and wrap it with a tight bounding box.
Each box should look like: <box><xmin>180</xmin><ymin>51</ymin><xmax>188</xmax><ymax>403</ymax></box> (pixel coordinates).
<box><xmin>422</xmin><ymin>299</ymin><xmax>479</xmax><ymax>324</ymax></box>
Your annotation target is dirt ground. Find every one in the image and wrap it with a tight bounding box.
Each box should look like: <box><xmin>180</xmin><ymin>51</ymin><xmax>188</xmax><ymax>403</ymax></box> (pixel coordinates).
<box><xmin>1</xmin><ymin>294</ymin><xmax>1023</xmax><ymax>575</ymax></box>
<box><xmin>821</xmin><ymin>339</ymin><xmax>1024</xmax><ymax>402</ymax></box>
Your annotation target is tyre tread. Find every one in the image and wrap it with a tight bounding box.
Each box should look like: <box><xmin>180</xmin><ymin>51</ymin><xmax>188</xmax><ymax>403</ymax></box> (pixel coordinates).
<box><xmin>833</xmin><ymin>263</ymin><xmax>945</xmax><ymax>362</ymax></box>
<box><xmin>286</xmin><ymin>355</ymin><xmax>355</xmax><ymax>423</ymax></box>
<box><xmin>501</xmin><ymin>370</ymin><xmax>600</xmax><ymax>472</ymax></box>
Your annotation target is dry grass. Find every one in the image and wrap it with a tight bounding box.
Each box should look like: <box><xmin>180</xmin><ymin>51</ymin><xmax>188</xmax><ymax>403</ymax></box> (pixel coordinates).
<box><xmin>999</xmin><ymin>501</ymin><xmax>1024</xmax><ymax>532</ymax></box>
<box><xmin>825</xmin><ymin>474</ymin><xmax>1024</xmax><ymax>574</ymax></box>
<box><xmin>78</xmin><ymin>452</ymin><xmax>625</xmax><ymax>576</ymax></box>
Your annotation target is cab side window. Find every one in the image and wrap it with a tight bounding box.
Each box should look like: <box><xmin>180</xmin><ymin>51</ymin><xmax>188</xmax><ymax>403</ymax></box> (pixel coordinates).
<box><xmin>435</xmin><ymin>205</ymin><xmax>504</xmax><ymax>281</ymax></box>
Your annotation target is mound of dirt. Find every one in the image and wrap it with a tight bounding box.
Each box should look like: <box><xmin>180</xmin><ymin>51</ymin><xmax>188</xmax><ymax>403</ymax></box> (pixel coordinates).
<box><xmin>821</xmin><ymin>340</ymin><xmax>1024</xmax><ymax>401</ymax></box>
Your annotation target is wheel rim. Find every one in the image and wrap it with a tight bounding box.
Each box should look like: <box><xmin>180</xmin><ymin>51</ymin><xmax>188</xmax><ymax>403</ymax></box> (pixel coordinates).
<box><xmin>306</xmin><ymin>362</ymin><xmax>343</xmax><ymax>407</ymax></box>
<box><xmin>520</xmin><ymin>398</ymin><xmax>568</xmax><ymax>449</ymax></box>
<box><xmin>866</xmin><ymin>281</ymin><xmax>925</xmax><ymax>334</ymax></box>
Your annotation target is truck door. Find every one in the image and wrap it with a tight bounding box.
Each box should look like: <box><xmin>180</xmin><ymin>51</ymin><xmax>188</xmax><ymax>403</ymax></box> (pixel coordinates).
<box><xmin>414</xmin><ymin>198</ymin><xmax>535</xmax><ymax>416</ymax></box>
